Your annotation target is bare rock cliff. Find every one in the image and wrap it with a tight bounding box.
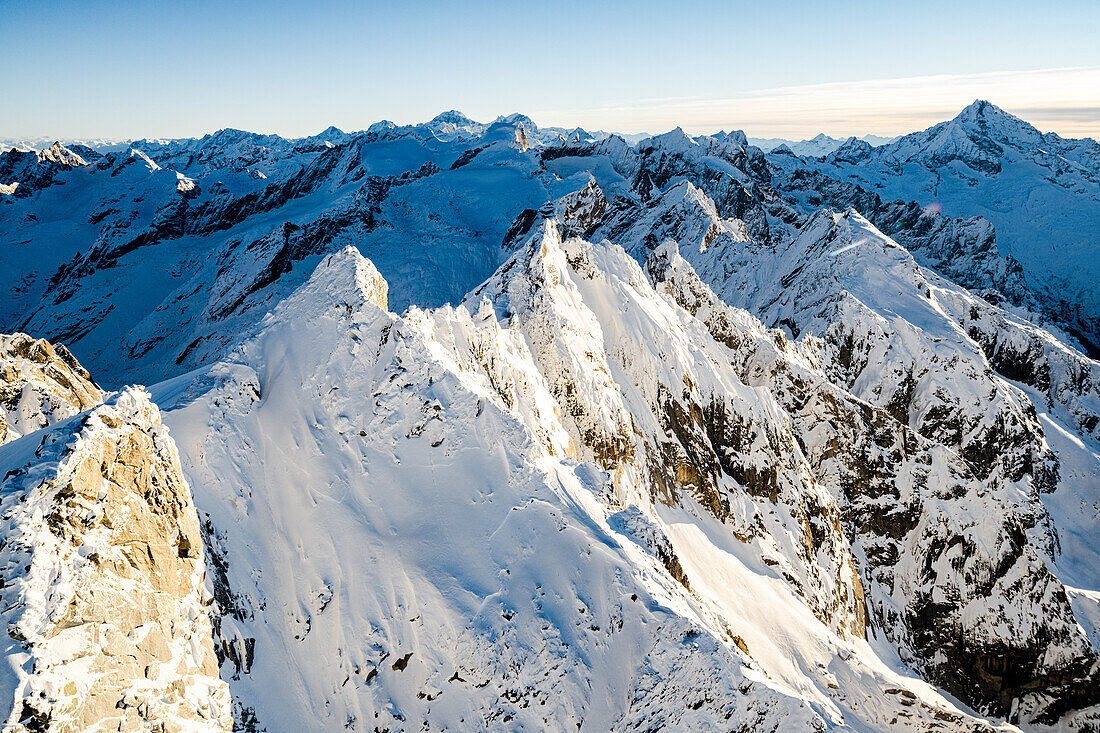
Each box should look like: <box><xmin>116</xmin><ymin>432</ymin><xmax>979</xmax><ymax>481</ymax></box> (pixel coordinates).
<box><xmin>0</xmin><ymin>388</ymin><xmax>232</xmax><ymax>732</ymax></box>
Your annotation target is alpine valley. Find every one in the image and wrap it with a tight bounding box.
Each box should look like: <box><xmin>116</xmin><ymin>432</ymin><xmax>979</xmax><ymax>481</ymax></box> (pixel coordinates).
<box><xmin>2</xmin><ymin>101</ymin><xmax>1099</xmax><ymax>732</ymax></box>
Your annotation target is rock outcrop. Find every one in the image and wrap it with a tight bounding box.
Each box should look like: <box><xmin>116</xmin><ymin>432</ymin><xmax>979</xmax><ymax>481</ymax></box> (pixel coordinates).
<box><xmin>1</xmin><ymin>333</ymin><xmax>102</xmax><ymax>445</ymax></box>
<box><xmin>0</xmin><ymin>388</ymin><xmax>232</xmax><ymax>732</ymax></box>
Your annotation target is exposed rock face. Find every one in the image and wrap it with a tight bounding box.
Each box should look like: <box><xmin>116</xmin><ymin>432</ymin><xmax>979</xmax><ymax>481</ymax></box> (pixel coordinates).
<box><xmin>471</xmin><ymin>222</ymin><xmax>869</xmax><ymax>642</ymax></box>
<box><xmin>501</xmin><ymin>178</ymin><xmax>607</xmax><ymax>249</ymax></box>
<box><xmin>1</xmin><ymin>333</ymin><xmax>103</xmax><ymax>445</ymax></box>
<box><xmin>0</xmin><ymin>388</ymin><xmax>232</xmax><ymax>732</ymax></box>
<box><xmin>642</xmin><ymin>241</ymin><xmax>1100</xmax><ymax>724</ymax></box>
<box><xmin>509</xmin><ymin>175</ymin><xmax>1100</xmax><ymax>725</ymax></box>
<box><xmin>501</xmin><ymin>176</ymin><xmax>1100</xmax><ymax>725</ymax></box>
<box><xmin>0</xmin><ymin>143</ymin><xmax>91</xmax><ymax>198</ymax></box>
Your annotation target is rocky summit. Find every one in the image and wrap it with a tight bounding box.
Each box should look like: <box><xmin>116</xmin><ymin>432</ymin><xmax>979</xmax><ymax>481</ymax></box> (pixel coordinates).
<box><xmin>1</xmin><ymin>104</ymin><xmax>1099</xmax><ymax>731</ymax></box>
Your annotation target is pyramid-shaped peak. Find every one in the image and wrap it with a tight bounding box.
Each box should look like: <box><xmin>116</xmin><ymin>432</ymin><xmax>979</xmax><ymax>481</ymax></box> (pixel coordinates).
<box><xmin>37</xmin><ymin>141</ymin><xmax>89</xmax><ymax>167</ymax></box>
<box><xmin>287</xmin><ymin>246</ymin><xmax>389</xmax><ymax>315</ymax></box>
<box><xmin>645</xmin><ymin>126</ymin><xmax>698</xmax><ymax>152</ymax></box>
<box><xmin>431</xmin><ymin>110</ymin><xmax>477</xmax><ymax>126</ymax></box>
<box><xmin>951</xmin><ymin>100</ymin><xmax>1032</xmax><ymax>131</ymax></box>
<box><xmin>959</xmin><ymin>99</ymin><xmax>1005</xmax><ymax>117</ymax></box>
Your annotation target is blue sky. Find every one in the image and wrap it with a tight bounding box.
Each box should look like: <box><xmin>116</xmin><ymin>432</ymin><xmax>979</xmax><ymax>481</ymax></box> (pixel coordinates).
<box><xmin>4</xmin><ymin>0</ymin><xmax>1099</xmax><ymax>140</ymax></box>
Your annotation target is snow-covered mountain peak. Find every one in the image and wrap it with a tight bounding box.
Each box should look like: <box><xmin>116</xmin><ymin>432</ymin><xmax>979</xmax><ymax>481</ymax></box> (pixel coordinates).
<box><xmin>495</xmin><ymin>112</ymin><xmax>538</xmax><ymax>131</ymax></box>
<box><xmin>809</xmin><ymin>206</ymin><xmax>888</xmax><ymax>249</ymax></box>
<box><xmin>826</xmin><ymin>136</ymin><xmax>873</xmax><ymax>164</ymax></box>
<box><xmin>750</xmin><ymin>133</ymin><xmax>871</xmax><ymax>157</ymax></box>
<box><xmin>778</xmin><ymin>206</ymin><xmax>946</xmax><ymax>304</ymax></box>
<box><xmin>947</xmin><ymin>99</ymin><xmax>1044</xmax><ymax>146</ymax></box>
<box><xmin>127</xmin><ymin>147</ymin><xmax>161</xmax><ymax>171</ymax></box>
<box><xmin>879</xmin><ymin>99</ymin><xmax>1047</xmax><ymax>174</ymax></box>
<box><xmin>431</xmin><ymin>109</ymin><xmax>477</xmax><ymax>126</ymax></box>
<box><xmin>955</xmin><ymin>98</ymin><xmax>1020</xmax><ymax>125</ymax></box>
<box><xmin>205</xmin><ymin>127</ymin><xmax>269</xmax><ymax>145</ymax></box>
<box><xmin>426</xmin><ymin>110</ymin><xmax>486</xmax><ymax>139</ymax></box>
<box><xmin>267</xmin><ymin>245</ymin><xmax>389</xmax><ymax>323</ymax></box>
<box><xmin>560</xmin><ymin>126</ymin><xmax>595</xmax><ymax>145</ymax></box>
<box><xmin>36</xmin><ymin>141</ymin><xmax>89</xmax><ymax>167</ymax></box>
<box><xmin>710</xmin><ymin>129</ymin><xmax>750</xmax><ymax>148</ymax></box>
<box><xmin>313</xmin><ymin>124</ymin><xmax>347</xmax><ymax>139</ymax></box>
<box><xmin>640</xmin><ymin>126</ymin><xmax>698</xmax><ymax>154</ymax></box>
<box><xmin>365</xmin><ymin>119</ymin><xmax>397</xmax><ymax>134</ymax></box>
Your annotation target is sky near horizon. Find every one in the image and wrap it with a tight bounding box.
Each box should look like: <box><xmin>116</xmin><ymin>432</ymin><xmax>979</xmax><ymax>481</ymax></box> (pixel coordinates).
<box><xmin>4</xmin><ymin>0</ymin><xmax>1100</xmax><ymax>141</ymax></box>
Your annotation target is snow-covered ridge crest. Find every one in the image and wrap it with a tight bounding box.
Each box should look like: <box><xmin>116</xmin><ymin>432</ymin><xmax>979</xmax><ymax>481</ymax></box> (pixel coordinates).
<box><xmin>156</xmin><ymin>239</ymin><xmax>1016</xmax><ymax>729</ymax></box>
<box><xmin>622</xmin><ymin>190</ymin><xmax>1100</xmax><ymax>723</ymax></box>
<box><xmin>161</xmin><ymin>241</ymin><xmax>845</xmax><ymax>731</ymax></box>
<box><xmin>0</xmin><ymin>387</ymin><xmax>232</xmax><ymax>732</ymax></box>
<box><xmin>275</xmin><ymin>244</ymin><xmax>389</xmax><ymax>314</ymax></box>
<box><xmin>643</xmin><ymin>235</ymin><xmax>1100</xmax><ymax>724</ymax></box>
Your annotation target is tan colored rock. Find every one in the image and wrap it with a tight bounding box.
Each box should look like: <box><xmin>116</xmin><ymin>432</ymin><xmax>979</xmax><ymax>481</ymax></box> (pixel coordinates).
<box><xmin>0</xmin><ymin>332</ymin><xmax>103</xmax><ymax>445</ymax></box>
<box><xmin>0</xmin><ymin>388</ymin><xmax>232</xmax><ymax>732</ymax></box>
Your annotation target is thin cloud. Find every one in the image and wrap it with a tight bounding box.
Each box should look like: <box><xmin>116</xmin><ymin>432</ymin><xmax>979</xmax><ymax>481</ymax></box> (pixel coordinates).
<box><xmin>533</xmin><ymin>67</ymin><xmax>1100</xmax><ymax>140</ymax></box>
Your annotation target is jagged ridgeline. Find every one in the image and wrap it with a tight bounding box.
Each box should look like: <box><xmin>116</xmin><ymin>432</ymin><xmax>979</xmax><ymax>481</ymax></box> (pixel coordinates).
<box><xmin>1</xmin><ymin>104</ymin><xmax>1099</xmax><ymax>731</ymax></box>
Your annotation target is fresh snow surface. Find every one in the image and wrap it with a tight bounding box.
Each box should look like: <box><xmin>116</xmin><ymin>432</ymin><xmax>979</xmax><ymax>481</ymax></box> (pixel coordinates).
<box><xmin>146</xmin><ymin>237</ymin><xmax>1026</xmax><ymax>731</ymax></box>
<box><xmin>152</xmin><ymin>248</ymin><xmax>826</xmax><ymax>730</ymax></box>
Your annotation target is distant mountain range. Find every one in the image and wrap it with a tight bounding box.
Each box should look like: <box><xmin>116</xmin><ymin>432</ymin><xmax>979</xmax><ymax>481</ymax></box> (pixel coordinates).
<box><xmin>1</xmin><ymin>130</ymin><xmax>897</xmax><ymax>159</ymax></box>
<box><xmin>749</xmin><ymin>132</ymin><xmax>899</xmax><ymax>155</ymax></box>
